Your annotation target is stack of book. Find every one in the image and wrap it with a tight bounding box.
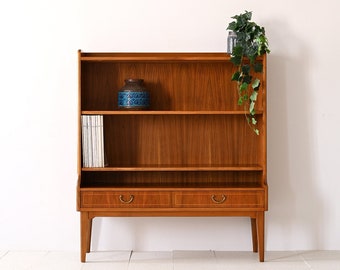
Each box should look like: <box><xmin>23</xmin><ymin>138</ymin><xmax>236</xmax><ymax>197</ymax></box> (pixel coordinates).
<box><xmin>81</xmin><ymin>115</ymin><xmax>105</xmax><ymax>167</ymax></box>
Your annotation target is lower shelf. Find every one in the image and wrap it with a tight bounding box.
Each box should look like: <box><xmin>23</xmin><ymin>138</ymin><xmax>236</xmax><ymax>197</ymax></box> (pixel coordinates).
<box><xmin>80</xmin><ymin>170</ymin><xmax>264</xmax><ymax>188</ymax></box>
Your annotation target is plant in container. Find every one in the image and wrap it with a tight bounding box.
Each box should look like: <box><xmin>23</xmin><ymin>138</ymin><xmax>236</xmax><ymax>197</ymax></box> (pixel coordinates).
<box><xmin>227</xmin><ymin>10</ymin><xmax>270</xmax><ymax>135</ymax></box>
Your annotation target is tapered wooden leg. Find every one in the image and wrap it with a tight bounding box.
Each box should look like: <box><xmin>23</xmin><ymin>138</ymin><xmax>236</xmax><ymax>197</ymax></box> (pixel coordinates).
<box><xmin>251</xmin><ymin>218</ymin><xmax>258</xmax><ymax>252</ymax></box>
<box><xmin>256</xmin><ymin>211</ymin><xmax>265</xmax><ymax>262</ymax></box>
<box><xmin>80</xmin><ymin>212</ymin><xmax>91</xmax><ymax>263</ymax></box>
<box><xmin>87</xmin><ymin>218</ymin><xmax>93</xmax><ymax>253</ymax></box>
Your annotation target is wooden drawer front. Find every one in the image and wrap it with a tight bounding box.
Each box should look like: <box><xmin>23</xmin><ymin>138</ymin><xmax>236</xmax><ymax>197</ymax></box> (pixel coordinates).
<box><xmin>174</xmin><ymin>191</ymin><xmax>264</xmax><ymax>208</ymax></box>
<box><xmin>81</xmin><ymin>191</ymin><xmax>171</xmax><ymax>208</ymax></box>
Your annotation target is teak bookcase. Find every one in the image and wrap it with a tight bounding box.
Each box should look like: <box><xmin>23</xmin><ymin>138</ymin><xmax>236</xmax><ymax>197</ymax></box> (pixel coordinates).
<box><xmin>77</xmin><ymin>51</ymin><xmax>268</xmax><ymax>262</ymax></box>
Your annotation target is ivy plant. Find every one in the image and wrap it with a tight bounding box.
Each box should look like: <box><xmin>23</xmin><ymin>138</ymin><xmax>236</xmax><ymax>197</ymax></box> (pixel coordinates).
<box><xmin>227</xmin><ymin>11</ymin><xmax>270</xmax><ymax>135</ymax></box>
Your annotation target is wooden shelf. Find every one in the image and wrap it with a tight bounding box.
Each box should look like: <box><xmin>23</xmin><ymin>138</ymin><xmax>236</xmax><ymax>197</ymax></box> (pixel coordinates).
<box><xmin>80</xmin><ymin>182</ymin><xmax>265</xmax><ymax>189</ymax></box>
<box><xmin>81</xmin><ymin>165</ymin><xmax>263</xmax><ymax>172</ymax></box>
<box><xmin>81</xmin><ymin>110</ymin><xmax>264</xmax><ymax>115</ymax></box>
<box><xmin>80</xmin><ymin>52</ymin><xmax>230</xmax><ymax>62</ymax></box>
<box><xmin>79</xmin><ymin>52</ymin><xmax>264</xmax><ymax>62</ymax></box>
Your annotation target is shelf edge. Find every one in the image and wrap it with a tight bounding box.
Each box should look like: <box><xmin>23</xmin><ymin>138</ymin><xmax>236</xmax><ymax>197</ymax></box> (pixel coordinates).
<box><xmin>81</xmin><ymin>166</ymin><xmax>263</xmax><ymax>172</ymax></box>
<box><xmin>81</xmin><ymin>110</ymin><xmax>264</xmax><ymax>115</ymax></box>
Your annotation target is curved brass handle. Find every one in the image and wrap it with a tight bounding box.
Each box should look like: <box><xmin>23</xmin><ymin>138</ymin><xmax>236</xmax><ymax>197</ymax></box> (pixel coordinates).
<box><xmin>211</xmin><ymin>194</ymin><xmax>226</xmax><ymax>204</ymax></box>
<box><xmin>119</xmin><ymin>195</ymin><xmax>134</xmax><ymax>204</ymax></box>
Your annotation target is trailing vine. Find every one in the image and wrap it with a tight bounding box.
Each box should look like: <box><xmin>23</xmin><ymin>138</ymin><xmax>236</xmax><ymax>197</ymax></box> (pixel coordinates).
<box><xmin>227</xmin><ymin>11</ymin><xmax>270</xmax><ymax>135</ymax></box>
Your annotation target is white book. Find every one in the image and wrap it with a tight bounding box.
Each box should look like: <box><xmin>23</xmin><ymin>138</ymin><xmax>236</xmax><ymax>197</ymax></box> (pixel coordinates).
<box><xmin>92</xmin><ymin>115</ymin><xmax>98</xmax><ymax>167</ymax></box>
<box><xmin>96</xmin><ymin>115</ymin><xmax>101</xmax><ymax>167</ymax></box>
<box><xmin>98</xmin><ymin>115</ymin><xmax>105</xmax><ymax>167</ymax></box>
<box><xmin>81</xmin><ymin>115</ymin><xmax>105</xmax><ymax>168</ymax></box>
<box><xmin>95</xmin><ymin>115</ymin><xmax>103</xmax><ymax>167</ymax></box>
<box><xmin>88</xmin><ymin>115</ymin><xmax>93</xmax><ymax>167</ymax></box>
<box><xmin>81</xmin><ymin>115</ymin><xmax>89</xmax><ymax>167</ymax></box>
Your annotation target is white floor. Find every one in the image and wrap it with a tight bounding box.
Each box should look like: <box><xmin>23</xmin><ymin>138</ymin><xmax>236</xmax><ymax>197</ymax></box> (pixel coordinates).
<box><xmin>0</xmin><ymin>250</ymin><xmax>339</xmax><ymax>270</ymax></box>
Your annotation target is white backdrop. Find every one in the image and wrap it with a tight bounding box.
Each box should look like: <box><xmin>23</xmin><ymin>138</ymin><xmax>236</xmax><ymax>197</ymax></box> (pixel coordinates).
<box><xmin>0</xmin><ymin>0</ymin><xmax>339</xmax><ymax>252</ymax></box>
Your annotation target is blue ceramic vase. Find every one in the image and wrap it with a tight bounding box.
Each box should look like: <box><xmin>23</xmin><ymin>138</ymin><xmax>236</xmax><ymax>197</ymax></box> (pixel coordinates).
<box><xmin>118</xmin><ymin>79</ymin><xmax>150</xmax><ymax>110</ymax></box>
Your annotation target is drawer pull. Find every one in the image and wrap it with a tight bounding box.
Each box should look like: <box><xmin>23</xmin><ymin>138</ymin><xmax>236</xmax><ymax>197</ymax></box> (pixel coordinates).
<box><xmin>119</xmin><ymin>195</ymin><xmax>134</xmax><ymax>204</ymax></box>
<box><xmin>211</xmin><ymin>194</ymin><xmax>226</xmax><ymax>204</ymax></box>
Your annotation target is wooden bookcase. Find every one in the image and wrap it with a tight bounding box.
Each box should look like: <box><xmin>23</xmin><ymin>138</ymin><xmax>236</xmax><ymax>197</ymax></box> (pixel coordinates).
<box><xmin>77</xmin><ymin>51</ymin><xmax>268</xmax><ymax>262</ymax></box>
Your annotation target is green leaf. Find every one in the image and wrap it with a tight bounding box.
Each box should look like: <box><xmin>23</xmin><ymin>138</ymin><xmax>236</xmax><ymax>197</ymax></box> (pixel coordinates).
<box><xmin>240</xmin><ymin>82</ymin><xmax>248</xmax><ymax>91</ymax></box>
<box><xmin>254</xmin><ymin>129</ymin><xmax>260</xmax><ymax>135</ymax></box>
<box><xmin>230</xmin><ymin>55</ymin><xmax>241</xmax><ymax>65</ymax></box>
<box><xmin>232</xmin><ymin>46</ymin><xmax>243</xmax><ymax>56</ymax></box>
<box><xmin>249</xmin><ymin>101</ymin><xmax>255</xmax><ymax>115</ymax></box>
<box><xmin>252</xmin><ymin>78</ymin><xmax>260</xmax><ymax>90</ymax></box>
<box><xmin>231</xmin><ymin>71</ymin><xmax>241</xmax><ymax>81</ymax></box>
<box><xmin>236</xmin><ymin>32</ymin><xmax>247</xmax><ymax>44</ymax></box>
<box><xmin>250</xmin><ymin>91</ymin><xmax>258</xmax><ymax>101</ymax></box>
<box><xmin>238</xmin><ymin>97</ymin><xmax>244</xmax><ymax>105</ymax></box>
<box><xmin>251</xmin><ymin>117</ymin><xmax>257</xmax><ymax>125</ymax></box>
<box><xmin>241</xmin><ymin>64</ymin><xmax>250</xmax><ymax>74</ymax></box>
<box><xmin>242</xmin><ymin>74</ymin><xmax>252</xmax><ymax>84</ymax></box>
<box><xmin>227</xmin><ymin>21</ymin><xmax>236</xmax><ymax>31</ymax></box>
<box><xmin>253</xmin><ymin>62</ymin><xmax>263</xmax><ymax>73</ymax></box>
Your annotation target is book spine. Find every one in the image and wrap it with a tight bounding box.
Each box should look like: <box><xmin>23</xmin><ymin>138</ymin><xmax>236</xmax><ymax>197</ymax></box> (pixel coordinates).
<box><xmin>98</xmin><ymin>115</ymin><xmax>104</xmax><ymax>167</ymax></box>
<box><xmin>81</xmin><ymin>115</ymin><xmax>88</xmax><ymax>167</ymax></box>
<box><xmin>81</xmin><ymin>115</ymin><xmax>105</xmax><ymax>168</ymax></box>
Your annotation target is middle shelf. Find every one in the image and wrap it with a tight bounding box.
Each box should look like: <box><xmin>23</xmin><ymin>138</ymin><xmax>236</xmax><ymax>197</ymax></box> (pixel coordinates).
<box><xmin>80</xmin><ymin>113</ymin><xmax>264</xmax><ymax>169</ymax></box>
<box><xmin>81</xmin><ymin>165</ymin><xmax>263</xmax><ymax>172</ymax></box>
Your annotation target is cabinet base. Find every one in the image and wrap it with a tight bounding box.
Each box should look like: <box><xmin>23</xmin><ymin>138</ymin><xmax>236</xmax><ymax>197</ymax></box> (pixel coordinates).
<box><xmin>79</xmin><ymin>211</ymin><xmax>265</xmax><ymax>263</ymax></box>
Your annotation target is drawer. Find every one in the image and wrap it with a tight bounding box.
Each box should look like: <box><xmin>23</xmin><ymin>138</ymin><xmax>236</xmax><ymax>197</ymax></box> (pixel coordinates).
<box><xmin>81</xmin><ymin>191</ymin><xmax>171</xmax><ymax>208</ymax></box>
<box><xmin>173</xmin><ymin>190</ymin><xmax>264</xmax><ymax>208</ymax></box>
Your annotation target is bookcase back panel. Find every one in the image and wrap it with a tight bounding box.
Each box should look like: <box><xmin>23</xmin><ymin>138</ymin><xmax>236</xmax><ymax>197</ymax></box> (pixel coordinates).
<box><xmin>81</xmin><ymin>62</ymin><xmax>264</xmax><ymax>111</ymax></box>
<box><xmin>103</xmin><ymin>115</ymin><xmax>263</xmax><ymax>167</ymax></box>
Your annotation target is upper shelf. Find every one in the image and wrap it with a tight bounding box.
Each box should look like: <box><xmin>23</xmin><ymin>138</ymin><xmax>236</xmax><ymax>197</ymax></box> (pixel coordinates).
<box><xmin>79</xmin><ymin>51</ymin><xmax>265</xmax><ymax>62</ymax></box>
<box><xmin>80</xmin><ymin>52</ymin><xmax>230</xmax><ymax>62</ymax></box>
<box><xmin>79</xmin><ymin>52</ymin><xmax>266</xmax><ymax>112</ymax></box>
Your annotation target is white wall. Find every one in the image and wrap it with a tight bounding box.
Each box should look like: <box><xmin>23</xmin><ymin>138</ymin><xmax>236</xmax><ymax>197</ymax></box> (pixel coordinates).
<box><xmin>0</xmin><ymin>0</ymin><xmax>339</xmax><ymax>252</ymax></box>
